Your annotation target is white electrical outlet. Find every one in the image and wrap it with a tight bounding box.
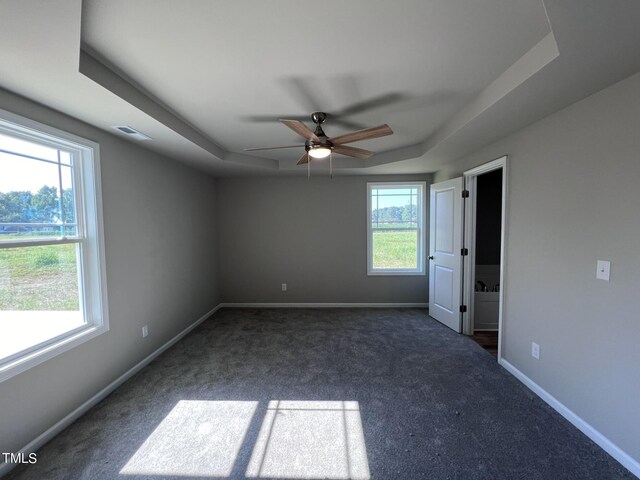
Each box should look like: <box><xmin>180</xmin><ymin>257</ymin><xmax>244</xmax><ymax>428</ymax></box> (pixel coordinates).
<box><xmin>596</xmin><ymin>260</ymin><xmax>610</xmax><ymax>281</ymax></box>
<box><xmin>531</xmin><ymin>342</ymin><xmax>540</xmax><ymax>359</ymax></box>
<box><xmin>142</xmin><ymin>325</ymin><xmax>149</xmax><ymax>338</ymax></box>
<box><xmin>281</xmin><ymin>283</ymin><xmax>287</xmax><ymax>292</ymax></box>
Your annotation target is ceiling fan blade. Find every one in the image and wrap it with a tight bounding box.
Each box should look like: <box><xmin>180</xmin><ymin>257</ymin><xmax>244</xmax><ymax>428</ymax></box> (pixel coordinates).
<box><xmin>247</xmin><ymin>114</ymin><xmax>364</xmax><ymax>130</ymax></box>
<box><xmin>283</xmin><ymin>77</ymin><xmax>324</xmax><ymax>112</ymax></box>
<box><xmin>296</xmin><ymin>152</ymin><xmax>310</xmax><ymax>165</ymax></box>
<box><xmin>329</xmin><ymin>116</ymin><xmax>367</xmax><ymax>131</ymax></box>
<box><xmin>246</xmin><ymin>114</ymin><xmax>308</xmax><ymax>122</ymax></box>
<box><xmin>244</xmin><ymin>145</ymin><xmax>304</xmax><ymax>152</ymax></box>
<box><xmin>280</xmin><ymin>119</ymin><xmax>320</xmax><ymax>142</ymax></box>
<box><xmin>338</xmin><ymin>93</ymin><xmax>406</xmax><ymax>116</ymax></box>
<box><xmin>333</xmin><ymin>145</ymin><xmax>373</xmax><ymax>159</ymax></box>
<box><xmin>330</xmin><ymin>124</ymin><xmax>393</xmax><ymax>145</ymax></box>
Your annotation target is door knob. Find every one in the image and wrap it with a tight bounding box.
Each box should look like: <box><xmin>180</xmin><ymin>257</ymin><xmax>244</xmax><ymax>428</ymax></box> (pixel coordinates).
<box><xmin>428</xmin><ymin>256</ymin><xmax>434</xmax><ymax>260</ymax></box>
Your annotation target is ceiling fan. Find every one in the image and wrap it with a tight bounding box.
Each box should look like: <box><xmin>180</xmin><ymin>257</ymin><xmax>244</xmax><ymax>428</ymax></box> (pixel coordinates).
<box><xmin>244</xmin><ymin>112</ymin><xmax>393</xmax><ymax>172</ymax></box>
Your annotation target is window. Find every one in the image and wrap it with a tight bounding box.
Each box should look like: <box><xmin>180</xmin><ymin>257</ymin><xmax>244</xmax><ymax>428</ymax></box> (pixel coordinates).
<box><xmin>367</xmin><ymin>182</ymin><xmax>425</xmax><ymax>275</ymax></box>
<box><xmin>0</xmin><ymin>109</ymin><xmax>108</xmax><ymax>382</ymax></box>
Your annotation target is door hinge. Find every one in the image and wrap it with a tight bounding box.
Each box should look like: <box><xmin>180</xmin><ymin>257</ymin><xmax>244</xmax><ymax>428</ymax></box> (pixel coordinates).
<box><xmin>462</xmin><ymin>189</ymin><xmax>469</xmax><ymax>198</ymax></box>
<box><xmin>461</xmin><ymin>248</ymin><xmax>468</xmax><ymax>256</ymax></box>
<box><xmin>460</xmin><ymin>305</ymin><xmax>467</xmax><ymax>313</ymax></box>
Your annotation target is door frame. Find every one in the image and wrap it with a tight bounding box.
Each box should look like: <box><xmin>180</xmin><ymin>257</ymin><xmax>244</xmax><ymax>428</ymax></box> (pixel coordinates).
<box><xmin>462</xmin><ymin>155</ymin><xmax>508</xmax><ymax>360</ymax></box>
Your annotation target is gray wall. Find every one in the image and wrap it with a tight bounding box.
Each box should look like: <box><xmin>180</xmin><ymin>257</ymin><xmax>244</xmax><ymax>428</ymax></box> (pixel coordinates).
<box><xmin>434</xmin><ymin>72</ymin><xmax>640</xmax><ymax>463</ymax></box>
<box><xmin>217</xmin><ymin>175</ymin><xmax>431</xmax><ymax>304</ymax></box>
<box><xmin>0</xmin><ymin>88</ymin><xmax>220</xmax><ymax>455</ymax></box>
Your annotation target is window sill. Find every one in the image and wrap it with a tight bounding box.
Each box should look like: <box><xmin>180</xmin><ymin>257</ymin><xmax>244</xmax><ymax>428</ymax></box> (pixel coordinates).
<box><xmin>0</xmin><ymin>319</ymin><xmax>108</xmax><ymax>383</ymax></box>
<box><xmin>368</xmin><ymin>270</ymin><xmax>426</xmax><ymax>276</ymax></box>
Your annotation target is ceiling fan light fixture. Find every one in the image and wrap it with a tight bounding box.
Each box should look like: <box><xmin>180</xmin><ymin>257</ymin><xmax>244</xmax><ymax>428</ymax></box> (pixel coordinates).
<box><xmin>308</xmin><ymin>146</ymin><xmax>331</xmax><ymax>159</ymax></box>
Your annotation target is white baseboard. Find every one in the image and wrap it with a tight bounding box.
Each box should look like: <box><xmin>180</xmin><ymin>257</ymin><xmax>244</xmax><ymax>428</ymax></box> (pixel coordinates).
<box><xmin>0</xmin><ymin>303</ymin><xmax>222</xmax><ymax>478</ymax></box>
<box><xmin>219</xmin><ymin>302</ymin><xmax>428</xmax><ymax>308</ymax></box>
<box><xmin>499</xmin><ymin>358</ymin><xmax>640</xmax><ymax>478</ymax></box>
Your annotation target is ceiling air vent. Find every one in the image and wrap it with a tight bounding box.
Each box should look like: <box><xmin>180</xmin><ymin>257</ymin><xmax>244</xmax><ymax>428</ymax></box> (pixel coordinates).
<box><xmin>112</xmin><ymin>126</ymin><xmax>152</xmax><ymax>141</ymax></box>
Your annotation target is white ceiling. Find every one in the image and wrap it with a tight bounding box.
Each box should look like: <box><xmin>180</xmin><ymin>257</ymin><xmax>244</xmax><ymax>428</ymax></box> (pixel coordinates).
<box><xmin>1</xmin><ymin>0</ymin><xmax>640</xmax><ymax>176</ymax></box>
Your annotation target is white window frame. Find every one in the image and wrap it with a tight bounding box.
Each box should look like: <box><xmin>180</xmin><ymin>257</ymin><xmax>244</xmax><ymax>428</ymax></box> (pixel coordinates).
<box><xmin>0</xmin><ymin>109</ymin><xmax>109</xmax><ymax>382</ymax></box>
<box><xmin>367</xmin><ymin>181</ymin><xmax>426</xmax><ymax>276</ymax></box>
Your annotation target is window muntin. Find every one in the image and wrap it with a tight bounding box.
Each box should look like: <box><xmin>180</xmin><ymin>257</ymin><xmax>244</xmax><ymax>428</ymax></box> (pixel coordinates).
<box><xmin>367</xmin><ymin>182</ymin><xmax>425</xmax><ymax>275</ymax></box>
<box><xmin>0</xmin><ymin>110</ymin><xmax>108</xmax><ymax>381</ymax></box>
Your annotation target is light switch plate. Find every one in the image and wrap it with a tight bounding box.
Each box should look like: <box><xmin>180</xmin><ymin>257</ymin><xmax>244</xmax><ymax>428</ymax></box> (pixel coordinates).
<box><xmin>596</xmin><ymin>260</ymin><xmax>610</xmax><ymax>281</ymax></box>
<box><xmin>532</xmin><ymin>342</ymin><xmax>540</xmax><ymax>360</ymax></box>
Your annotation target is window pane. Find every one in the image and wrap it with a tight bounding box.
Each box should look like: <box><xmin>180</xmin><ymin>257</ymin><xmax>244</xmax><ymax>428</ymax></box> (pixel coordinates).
<box><xmin>0</xmin><ymin>243</ymin><xmax>80</xmax><ymax>311</ymax></box>
<box><xmin>0</xmin><ymin>145</ymin><xmax>77</xmax><ymax>240</ymax></box>
<box><xmin>59</xmin><ymin>150</ymin><xmax>72</xmax><ymax>166</ymax></box>
<box><xmin>370</xmin><ymin>187</ymin><xmax>418</xmax><ymax>228</ymax></box>
<box><xmin>0</xmin><ymin>132</ymin><xmax>59</xmax><ymax>162</ymax></box>
<box><xmin>372</xmin><ymin>229</ymin><xmax>418</xmax><ymax>269</ymax></box>
<box><xmin>0</xmin><ymin>244</ymin><xmax>83</xmax><ymax>360</ymax></box>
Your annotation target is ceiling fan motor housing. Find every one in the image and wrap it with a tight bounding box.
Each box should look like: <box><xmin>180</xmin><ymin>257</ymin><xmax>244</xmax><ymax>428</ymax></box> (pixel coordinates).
<box><xmin>311</xmin><ymin>111</ymin><xmax>327</xmax><ymax>125</ymax></box>
<box><xmin>305</xmin><ymin>137</ymin><xmax>333</xmax><ymax>151</ymax></box>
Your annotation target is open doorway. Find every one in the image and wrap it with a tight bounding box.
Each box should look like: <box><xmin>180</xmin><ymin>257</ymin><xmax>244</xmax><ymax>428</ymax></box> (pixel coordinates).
<box><xmin>462</xmin><ymin>156</ymin><xmax>507</xmax><ymax>360</ymax></box>
<box><xmin>470</xmin><ymin>169</ymin><xmax>502</xmax><ymax>356</ymax></box>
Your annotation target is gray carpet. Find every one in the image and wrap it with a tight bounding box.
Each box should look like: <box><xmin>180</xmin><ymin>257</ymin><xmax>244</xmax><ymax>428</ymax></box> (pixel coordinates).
<box><xmin>5</xmin><ymin>308</ymin><xmax>632</xmax><ymax>479</ymax></box>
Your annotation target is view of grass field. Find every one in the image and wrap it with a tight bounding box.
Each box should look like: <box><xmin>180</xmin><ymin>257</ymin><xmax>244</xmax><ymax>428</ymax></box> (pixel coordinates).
<box><xmin>372</xmin><ymin>229</ymin><xmax>417</xmax><ymax>269</ymax></box>
<box><xmin>0</xmin><ymin>243</ymin><xmax>79</xmax><ymax>310</ymax></box>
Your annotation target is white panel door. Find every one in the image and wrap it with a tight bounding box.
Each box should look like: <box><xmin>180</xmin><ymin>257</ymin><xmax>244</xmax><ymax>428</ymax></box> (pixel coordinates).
<box><xmin>429</xmin><ymin>177</ymin><xmax>464</xmax><ymax>332</ymax></box>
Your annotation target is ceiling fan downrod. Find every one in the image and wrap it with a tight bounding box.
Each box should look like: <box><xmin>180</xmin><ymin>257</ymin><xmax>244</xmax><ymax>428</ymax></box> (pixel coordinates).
<box><xmin>311</xmin><ymin>111</ymin><xmax>329</xmax><ymax>139</ymax></box>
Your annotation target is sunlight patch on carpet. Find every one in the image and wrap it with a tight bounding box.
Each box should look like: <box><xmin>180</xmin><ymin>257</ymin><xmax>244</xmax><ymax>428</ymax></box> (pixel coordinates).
<box><xmin>246</xmin><ymin>400</ymin><xmax>370</xmax><ymax>480</ymax></box>
<box><xmin>120</xmin><ymin>400</ymin><xmax>257</xmax><ymax>477</ymax></box>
